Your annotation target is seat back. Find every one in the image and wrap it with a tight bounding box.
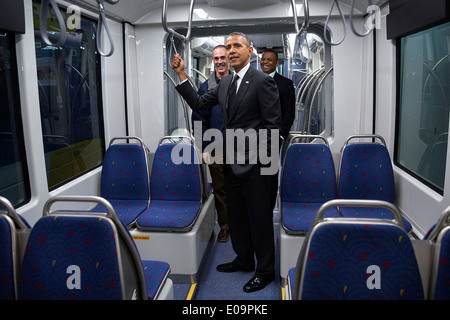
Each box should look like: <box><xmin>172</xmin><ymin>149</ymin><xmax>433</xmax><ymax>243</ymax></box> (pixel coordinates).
<box><xmin>100</xmin><ymin>137</ymin><xmax>150</xmax><ymax>202</ymax></box>
<box><xmin>427</xmin><ymin>207</ymin><xmax>450</xmax><ymax>300</ymax></box>
<box><xmin>0</xmin><ymin>214</ymin><xmax>14</xmax><ymax>300</ymax></box>
<box><xmin>135</xmin><ymin>136</ymin><xmax>204</xmax><ymax>231</ymax></box>
<box><xmin>150</xmin><ymin>138</ymin><xmax>202</xmax><ymax>202</ymax></box>
<box><xmin>0</xmin><ymin>196</ymin><xmax>31</xmax><ymax>300</ymax></box>
<box><xmin>338</xmin><ymin>135</ymin><xmax>395</xmax><ymax>203</ymax></box>
<box><xmin>280</xmin><ymin>135</ymin><xmax>336</xmax><ymax>204</ymax></box>
<box><xmin>18</xmin><ymin>196</ymin><xmax>148</xmax><ymax>300</ymax></box>
<box><xmin>292</xmin><ymin>200</ymin><xmax>424</xmax><ymax>300</ymax></box>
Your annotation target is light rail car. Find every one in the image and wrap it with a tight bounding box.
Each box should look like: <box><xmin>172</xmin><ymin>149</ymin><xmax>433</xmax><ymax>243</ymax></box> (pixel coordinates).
<box><xmin>1</xmin><ymin>0</ymin><xmax>450</xmax><ymax>310</ymax></box>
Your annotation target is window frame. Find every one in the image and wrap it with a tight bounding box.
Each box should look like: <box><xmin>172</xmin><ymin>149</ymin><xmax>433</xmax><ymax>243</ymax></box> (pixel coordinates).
<box><xmin>394</xmin><ymin>22</ymin><xmax>450</xmax><ymax>195</ymax></box>
<box><xmin>0</xmin><ymin>30</ymin><xmax>31</xmax><ymax>207</ymax></box>
<box><xmin>32</xmin><ymin>1</ymin><xmax>106</xmax><ymax>191</ymax></box>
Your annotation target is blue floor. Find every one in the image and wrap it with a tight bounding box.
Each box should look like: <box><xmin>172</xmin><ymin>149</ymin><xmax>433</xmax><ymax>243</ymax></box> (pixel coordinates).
<box><xmin>173</xmin><ymin>221</ymin><xmax>281</xmax><ymax>300</ymax></box>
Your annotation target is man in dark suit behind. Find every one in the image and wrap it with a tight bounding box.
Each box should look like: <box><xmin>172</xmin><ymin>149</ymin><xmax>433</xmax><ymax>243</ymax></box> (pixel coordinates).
<box><xmin>171</xmin><ymin>32</ymin><xmax>281</xmax><ymax>293</ymax></box>
<box><xmin>192</xmin><ymin>45</ymin><xmax>230</xmax><ymax>243</ymax></box>
<box><xmin>260</xmin><ymin>49</ymin><xmax>296</xmax><ymax>212</ymax></box>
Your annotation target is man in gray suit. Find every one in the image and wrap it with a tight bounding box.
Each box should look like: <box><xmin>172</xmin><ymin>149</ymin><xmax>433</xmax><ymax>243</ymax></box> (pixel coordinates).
<box><xmin>171</xmin><ymin>32</ymin><xmax>281</xmax><ymax>293</ymax></box>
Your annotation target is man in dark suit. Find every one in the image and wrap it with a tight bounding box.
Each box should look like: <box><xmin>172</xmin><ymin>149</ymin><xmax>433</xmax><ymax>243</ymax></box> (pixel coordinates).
<box><xmin>172</xmin><ymin>32</ymin><xmax>281</xmax><ymax>293</ymax></box>
<box><xmin>260</xmin><ymin>49</ymin><xmax>296</xmax><ymax>211</ymax></box>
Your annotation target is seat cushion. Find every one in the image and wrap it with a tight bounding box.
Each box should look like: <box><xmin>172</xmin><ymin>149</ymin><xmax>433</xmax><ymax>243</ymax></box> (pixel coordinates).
<box><xmin>142</xmin><ymin>260</ymin><xmax>170</xmax><ymax>300</ymax></box>
<box><xmin>135</xmin><ymin>200</ymin><xmax>201</xmax><ymax>230</ymax></box>
<box><xmin>281</xmin><ymin>202</ymin><xmax>340</xmax><ymax>233</ymax></box>
<box><xmin>91</xmin><ymin>199</ymin><xmax>148</xmax><ymax>227</ymax></box>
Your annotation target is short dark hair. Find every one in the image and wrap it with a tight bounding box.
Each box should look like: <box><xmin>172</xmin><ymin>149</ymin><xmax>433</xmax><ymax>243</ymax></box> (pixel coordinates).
<box><xmin>228</xmin><ymin>32</ymin><xmax>252</xmax><ymax>47</ymax></box>
<box><xmin>262</xmin><ymin>49</ymin><xmax>279</xmax><ymax>62</ymax></box>
<box><xmin>214</xmin><ymin>44</ymin><xmax>226</xmax><ymax>51</ymax></box>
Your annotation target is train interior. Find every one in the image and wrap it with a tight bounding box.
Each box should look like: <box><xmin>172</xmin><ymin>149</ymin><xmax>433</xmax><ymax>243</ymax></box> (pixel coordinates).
<box><xmin>1</xmin><ymin>0</ymin><xmax>450</xmax><ymax>301</ymax></box>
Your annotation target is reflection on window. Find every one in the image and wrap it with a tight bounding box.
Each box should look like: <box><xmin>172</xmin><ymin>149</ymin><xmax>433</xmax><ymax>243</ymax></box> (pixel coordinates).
<box><xmin>0</xmin><ymin>32</ymin><xmax>30</xmax><ymax>207</ymax></box>
<box><xmin>33</xmin><ymin>1</ymin><xmax>104</xmax><ymax>190</ymax></box>
<box><xmin>396</xmin><ymin>22</ymin><xmax>450</xmax><ymax>193</ymax></box>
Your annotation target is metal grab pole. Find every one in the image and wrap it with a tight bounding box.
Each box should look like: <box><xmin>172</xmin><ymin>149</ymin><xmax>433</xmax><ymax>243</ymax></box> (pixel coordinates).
<box><xmin>163</xmin><ymin>0</ymin><xmax>196</xmax><ymax>135</ymax></box>
<box><xmin>162</xmin><ymin>0</ymin><xmax>195</xmax><ymax>42</ymax></box>
<box><xmin>307</xmin><ymin>67</ymin><xmax>333</xmax><ymax>135</ymax></box>
<box><xmin>290</xmin><ymin>0</ymin><xmax>309</xmax><ymax>37</ymax></box>
<box><xmin>164</xmin><ymin>71</ymin><xmax>192</xmax><ymax>135</ymax></box>
<box><xmin>290</xmin><ymin>0</ymin><xmax>310</xmax><ymax>63</ymax></box>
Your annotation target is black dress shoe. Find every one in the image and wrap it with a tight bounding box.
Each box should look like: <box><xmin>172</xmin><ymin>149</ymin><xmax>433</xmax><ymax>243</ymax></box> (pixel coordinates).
<box><xmin>217</xmin><ymin>229</ymin><xmax>229</xmax><ymax>242</ymax></box>
<box><xmin>216</xmin><ymin>260</ymin><xmax>254</xmax><ymax>273</ymax></box>
<box><xmin>243</xmin><ymin>274</ymin><xmax>274</xmax><ymax>293</ymax></box>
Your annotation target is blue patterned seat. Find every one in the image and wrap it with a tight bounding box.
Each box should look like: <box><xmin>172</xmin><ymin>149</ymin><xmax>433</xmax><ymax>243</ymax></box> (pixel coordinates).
<box><xmin>18</xmin><ymin>196</ymin><xmax>171</xmax><ymax>300</ymax></box>
<box><xmin>280</xmin><ymin>138</ymin><xmax>339</xmax><ymax>234</ymax></box>
<box><xmin>142</xmin><ymin>260</ymin><xmax>171</xmax><ymax>300</ymax></box>
<box><xmin>136</xmin><ymin>142</ymin><xmax>203</xmax><ymax>231</ymax></box>
<box><xmin>433</xmin><ymin>230</ymin><xmax>450</xmax><ymax>300</ymax></box>
<box><xmin>91</xmin><ymin>137</ymin><xmax>150</xmax><ymax>227</ymax></box>
<box><xmin>0</xmin><ymin>196</ymin><xmax>31</xmax><ymax>300</ymax></box>
<box><xmin>0</xmin><ymin>216</ymin><xmax>14</xmax><ymax>300</ymax></box>
<box><xmin>338</xmin><ymin>135</ymin><xmax>412</xmax><ymax>232</ymax></box>
<box><xmin>426</xmin><ymin>208</ymin><xmax>450</xmax><ymax>300</ymax></box>
<box><xmin>288</xmin><ymin>200</ymin><xmax>424</xmax><ymax>300</ymax></box>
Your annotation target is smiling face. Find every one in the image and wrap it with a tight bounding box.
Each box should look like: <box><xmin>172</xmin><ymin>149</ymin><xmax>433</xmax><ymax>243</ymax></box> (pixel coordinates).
<box><xmin>260</xmin><ymin>50</ymin><xmax>279</xmax><ymax>74</ymax></box>
<box><xmin>225</xmin><ymin>34</ymin><xmax>253</xmax><ymax>73</ymax></box>
<box><xmin>212</xmin><ymin>46</ymin><xmax>229</xmax><ymax>79</ymax></box>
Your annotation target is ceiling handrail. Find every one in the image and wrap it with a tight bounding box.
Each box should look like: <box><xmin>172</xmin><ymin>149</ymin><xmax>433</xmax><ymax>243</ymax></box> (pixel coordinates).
<box><xmin>290</xmin><ymin>0</ymin><xmax>310</xmax><ymax>37</ymax></box>
<box><xmin>162</xmin><ymin>0</ymin><xmax>195</xmax><ymax>43</ymax></box>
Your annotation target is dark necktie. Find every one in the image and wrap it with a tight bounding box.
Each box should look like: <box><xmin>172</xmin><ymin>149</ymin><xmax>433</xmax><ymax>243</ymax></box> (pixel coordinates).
<box><xmin>227</xmin><ymin>74</ymin><xmax>239</xmax><ymax>114</ymax></box>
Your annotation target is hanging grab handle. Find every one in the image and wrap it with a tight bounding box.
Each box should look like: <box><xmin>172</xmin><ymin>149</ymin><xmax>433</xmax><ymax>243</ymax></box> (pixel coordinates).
<box><xmin>350</xmin><ymin>0</ymin><xmax>375</xmax><ymax>37</ymax></box>
<box><xmin>291</xmin><ymin>0</ymin><xmax>309</xmax><ymax>37</ymax></box>
<box><xmin>162</xmin><ymin>0</ymin><xmax>195</xmax><ymax>43</ymax></box>
<box><xmin>291</xmin><ymin>0</ymin><xmax>310</xmax><ymax>63</ymax></box>
<box><xmin>96</xmin><ymin>0</ymin><xmax>116</xmax><ymax>57</ymax></box>
<box><xmin>40</xmin><ymin>0</ymin><xmax>67</xmax><ymax>47</ymax></box>
<box><xmin>324</xmin><ymin>0</ymin><xmax>347</xmax><ymax>46</ymax></box>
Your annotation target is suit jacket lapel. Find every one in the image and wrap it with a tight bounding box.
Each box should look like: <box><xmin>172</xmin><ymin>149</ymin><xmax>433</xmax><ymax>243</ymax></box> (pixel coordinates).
<box><xmin>273</xmin><ymin>72</ymin><xmax>281</xmax><ymax>87</ymax></box>
<box><xmin>228</xmin><ymin>68</ymin><xmax>253</xmax><ymax>122</ymax></box>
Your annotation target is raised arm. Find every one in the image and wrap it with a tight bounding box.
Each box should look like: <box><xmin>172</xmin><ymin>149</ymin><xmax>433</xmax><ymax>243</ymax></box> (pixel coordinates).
<box><xmin>171</xmin><ymin>54</ymin><xmax>188</xmax><ymax>82</ymax></box>
<box><xmin>171</xmin><ymin>54</ymin><xmax>219</xmax><ymax>111</ymax></box>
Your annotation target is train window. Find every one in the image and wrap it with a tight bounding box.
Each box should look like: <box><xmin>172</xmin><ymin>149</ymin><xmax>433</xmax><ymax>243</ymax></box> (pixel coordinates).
<box><xmin>396</xmin><ymin>22</ymin><xmax>450</xmax><ymax>193</ymax></box>
<box><xmin>0</xmin><ymin>32</ymin><xmax>30</xmax><ymax>207</ymax></box>
<box><xmin>32</xmin><ymin>1</ymin><xmax>105</xmax><ymax>190</ymax></box>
